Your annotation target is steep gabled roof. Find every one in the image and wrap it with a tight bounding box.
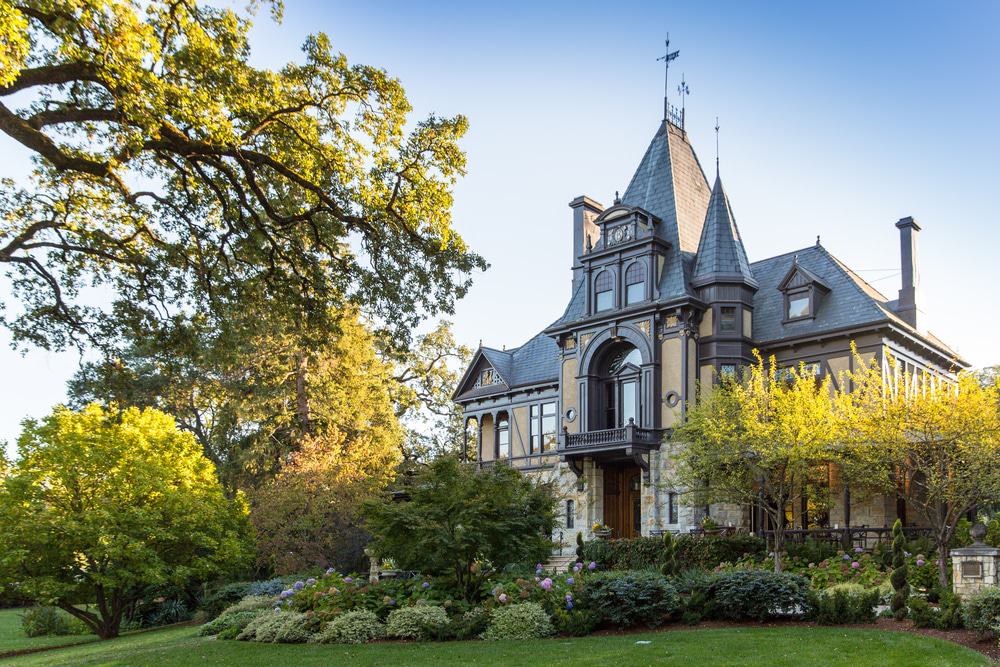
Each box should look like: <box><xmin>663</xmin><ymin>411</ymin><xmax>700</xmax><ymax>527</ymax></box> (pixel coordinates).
<box><xmin>453</xmin><ymin>333</ymin><xmax>560</xmax><ymax>402</ymax></box>
<box><xmin>692</xmin><ymin>175</ymin><xmax>756</xmax><ymax>288</ymax></box>
<box><xmin>621</xmin><ymin>121</ymin><xmax>712</xmax><ymax>301</ymax></box>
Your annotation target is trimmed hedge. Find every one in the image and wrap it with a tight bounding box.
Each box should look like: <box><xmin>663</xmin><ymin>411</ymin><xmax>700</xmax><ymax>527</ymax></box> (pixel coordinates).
<box><xmin>582</xmin><ymin>533</ymin><xmax>766</xmax><ymax>571</ymax></box>
<box><xmin>579</xmin><ymin>571</ymin><xmax>680</xmax><ymax>628</ymax></box>
<box><xmin>706</xmin><ymin>570</ymin><xmax>813</xmax><ymax>621</ymax></box>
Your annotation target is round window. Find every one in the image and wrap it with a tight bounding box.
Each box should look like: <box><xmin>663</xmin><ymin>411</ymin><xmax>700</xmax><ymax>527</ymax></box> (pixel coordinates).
<box><xmin>565</xmin><ymin>408</ymin><xmax>577</xmax><ymax>422</ymax></box>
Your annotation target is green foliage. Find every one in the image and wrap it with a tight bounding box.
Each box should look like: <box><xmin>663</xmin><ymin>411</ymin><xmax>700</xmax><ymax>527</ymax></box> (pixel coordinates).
<box><xmin>579</xmin><ymin>571</ymin><xmax>680</xmax><ymax>629</ymax></box>
<box><xmin>199</xmin><ymin>609</ymin><xmax>268</xmax><ymax>639</ymax></box>
<box><xmin>236</xmin><ymin>611</ymin><xmax>315</xmax><ymax>643</ymax></box>
<box><xmin>20</xmin><ymin>606</ymin><xmax>91</xmax><ymax>637</ymax></box>
<box><xmin>0</xmin><ymin>405</ymin><xmax>253</xmax><ymax>639</ymax></box>
<box><xmin>707</xmin><ymin>570</ymin><xmax>814</xmax><ymax>622</ymax></box>
<box><xmin>809</xmin><ymin>586</ymin><xmax>879</xmax><ymax>624</ymax></box>
<box><xmin>784</xmin><ymin>538</ymin><xmax>839</xmax><ymax>564</ymax></box>
<box><xmin>962</xmin><ymin>586</ymin><xmax>1000</xmax><ymax>638</ymax></box>
<box><xmin>364</xmin><ymin>457</ymin><xmax>558</xmax><ymax>601</ymax></box>
<box><xmin>1</xmin><ymin>0</ymin><xmax>485</xmax><ymax>353</ymax></box>
<box><xmin>890</xmin><ymin>520</ymin><xmax>911</xmax><ymax>620</ymax></box>
<box><xmin>385</xmin><ymin>606</ymin><xmax>450</xmax><ymax>640</ymax></box>
<box><xmin>582</xmin><ymin>533</ymin><xmax>765</xmax><ymax>572</ymax></box>
<box><xmin>909</xmin><ymin>593</ymin><xmax>964</xmax><ymax>630</ymax></box>
<box><xmin>436</xmin><ymin>607</ymin><xmax>490</xmax><ymax>641</ymax></box>
<box><xmin>482</xmin><ymin>602</ymin><xmax>554</xmax><ymax>641</ymax></box>
<box><xmin>576</xmin><ymin>532</ymin><xmax>585</xmax><ymax>562</ymax></box>
<box><xmin>310</xmin><ymin>610</ymin><xmax>385</xmax><ymax>644</ymax></box>
<box><xmin>550</xmin><ymin>608</ymin><xmax>601</xmax><ymax>636</ymax></box>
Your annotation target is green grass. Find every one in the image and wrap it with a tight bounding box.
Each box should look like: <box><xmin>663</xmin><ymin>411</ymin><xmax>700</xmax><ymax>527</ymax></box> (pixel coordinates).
<box><xmin>0</xmin><ymin>608</ymin><xmax>96</xmax><ymax>656</ymax></box>
<box><xmin>0</xmin><ymin>624</ymin><xmax>988</xmax><ymax>667</ymax></box>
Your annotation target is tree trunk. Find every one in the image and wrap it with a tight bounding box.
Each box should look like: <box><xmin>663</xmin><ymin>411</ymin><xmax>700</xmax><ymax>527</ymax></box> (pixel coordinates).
<box><xmin>773</xmin><ymin>522</ymin><xmax>784</xmax><ymax>572</ymax></box>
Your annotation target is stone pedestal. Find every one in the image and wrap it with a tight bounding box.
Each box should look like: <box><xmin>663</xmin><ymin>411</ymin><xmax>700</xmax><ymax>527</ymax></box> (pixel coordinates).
<box><xmin>950</xmin><ymin>523</ymin><xmax>1000</xmax><ymax>600</ymax></box>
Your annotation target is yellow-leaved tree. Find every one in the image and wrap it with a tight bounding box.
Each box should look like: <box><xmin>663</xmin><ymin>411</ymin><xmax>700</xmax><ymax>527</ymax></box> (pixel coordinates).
<box><xmin>838</xmin><ymin>354</ymin><xmax>1000</xmax><ymax>588</ymax></box>
<box><xmin>672</xmin><ymin>354</ymin><xmax>838</xmax><ymax>571</ymax></box>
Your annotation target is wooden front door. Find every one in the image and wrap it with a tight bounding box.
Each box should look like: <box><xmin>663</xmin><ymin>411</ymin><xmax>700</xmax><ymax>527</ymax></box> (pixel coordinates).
<box><xmin>602</xmin><ymin>464</ymin><xmax>642</xmax><ymax>539</ymax></box>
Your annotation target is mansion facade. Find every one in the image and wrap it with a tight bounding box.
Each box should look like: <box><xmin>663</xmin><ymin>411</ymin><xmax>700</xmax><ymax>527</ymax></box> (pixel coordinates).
<box><xmin>453</xmin><ymin>112</ymin><xmax>966</xmax><ymax>541</ymax></box>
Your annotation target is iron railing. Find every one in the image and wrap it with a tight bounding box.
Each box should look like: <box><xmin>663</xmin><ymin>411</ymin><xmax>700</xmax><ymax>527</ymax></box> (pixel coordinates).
<box><xmin>563</xmin><ymin>420</ymin><xmax>663</xmax><ymax>451</ymax></box>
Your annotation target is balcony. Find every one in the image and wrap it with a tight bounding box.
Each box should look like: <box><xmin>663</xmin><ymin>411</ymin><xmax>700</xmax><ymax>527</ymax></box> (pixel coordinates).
<box><xmin>559</xmin><ymin>419</ymin><xmax>663</xmax><ymax>482</ymax></box>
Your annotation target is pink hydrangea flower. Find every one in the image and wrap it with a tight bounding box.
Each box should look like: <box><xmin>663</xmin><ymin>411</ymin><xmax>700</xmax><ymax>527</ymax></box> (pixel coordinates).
<box><xmin>540</xmin><ymin>578</ymin><xmax>553</xmax><ymax>590</ymax></box>
<box><xmin>916</xmin><ymin>559</ymin><xmax>925</xmax><ymax>567</ymax></box>
<box><xmin>851</xmin><ymin>561</ymin><xmax>860</xmax><ymax>569</ymax></box>
<box><xmin>498</xmin><ymin>593</ymin><xmax>508</xmax><ymax>603</ymax></box>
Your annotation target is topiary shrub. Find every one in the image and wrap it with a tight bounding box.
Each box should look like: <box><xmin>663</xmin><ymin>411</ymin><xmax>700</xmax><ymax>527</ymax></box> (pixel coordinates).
<box><xmin>963</xmin><ymin>586</ymin><xmax>1000</xmax><ymax>638</ymax></box>
<box><xmin>310</xmin><ymin>610</ymin><xmax>385</xmax><ymax>644</ymax></box>
<box><xmin>580</xmin><ymin>571</ymin><xmax>680</xmax><ymax>628</ymax></box>
<box><xmin>385</xmin><ymin>605</ymin><xmax>450</xmax><ymax>640</ymax></box>
<box><xmin>809</xmin><ymin>585</ymin><xmax>879</xmax><ymax>624</ymax></box>
<box><xmin>890</xmin><ymin>519</ymin><xmax>910</xmax><ymax>620</ymax></box>
<box><xmin>707</xmin><ymin>570</ymin><xmax>813</xmax><ymax>621</ymax></box>
<box><xmin>483</xmin><ymin>602</ymin><xmax>554</xmax><ymax>640</ymax></box>
<box><xmin>20</xmin><ymin>606</ymin><xmax>90</xmax><ymax>637</ymax></box>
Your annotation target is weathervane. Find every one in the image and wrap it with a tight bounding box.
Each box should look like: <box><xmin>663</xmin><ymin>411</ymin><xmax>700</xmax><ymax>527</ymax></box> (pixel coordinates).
<box><xmin>657</xmin><ymin>35</ymin><xmax>680</xmax><ymax>123</ymax></box>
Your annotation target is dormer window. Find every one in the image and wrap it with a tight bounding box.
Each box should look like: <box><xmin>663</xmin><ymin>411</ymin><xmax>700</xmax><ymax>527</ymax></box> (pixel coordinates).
<box><xmin>778</xmin><ymin>259</ymin><xmax>831</xmax><ymax>324</ymax></box>
<box><xmin>595</xmin><ymin>270</ymin><xmax>614</xmax><ymax>311</ymax></box>
<box><xmin>625</xmin><ymin>262</ymin><xmax>645</xmax><ymax>305</ymax></box>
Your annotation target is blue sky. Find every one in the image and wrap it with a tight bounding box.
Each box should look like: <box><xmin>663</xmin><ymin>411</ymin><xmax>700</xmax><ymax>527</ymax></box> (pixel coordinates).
<box><xmin>2</xmin><ymin>0</ymin><xmax>999</xmax><ymax>451</ymax></box>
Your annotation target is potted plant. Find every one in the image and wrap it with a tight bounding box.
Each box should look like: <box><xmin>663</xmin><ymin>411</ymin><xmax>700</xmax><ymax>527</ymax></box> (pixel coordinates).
<box><xmin>592</xmin><ymin>522</ymin><xmax>612</xmax><ymax>539</ymax></box>
<box><xmin>380</xmin><ymin>557</ymin><xmax>400</xmax><ymax>579</ymax></box>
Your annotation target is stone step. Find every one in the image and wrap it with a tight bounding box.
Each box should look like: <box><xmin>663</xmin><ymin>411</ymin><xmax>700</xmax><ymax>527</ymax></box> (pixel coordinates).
<box><xmin>543</xmin><ymin>554</ymin><xmax>578</xmax><ymax>574</ymax></box>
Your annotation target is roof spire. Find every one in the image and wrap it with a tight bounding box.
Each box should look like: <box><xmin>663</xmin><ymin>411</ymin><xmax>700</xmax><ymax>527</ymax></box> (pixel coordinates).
<box><xmin>714</xmin><ymin>116</ymin><xmax>720</xmax><ymax>178</ymax></box>
<box><xmin>657</xmin><ymin>36</ymin><xmax>680</xmax><ymax>124</ymax></box>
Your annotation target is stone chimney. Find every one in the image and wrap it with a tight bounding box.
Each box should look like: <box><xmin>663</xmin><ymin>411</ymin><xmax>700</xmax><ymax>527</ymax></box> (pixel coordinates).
<box><xmin>568</xmin><ymin>196</ymin><xmax>603</xmax><ymax>289</ymax></box>
<box><xmin>895</xmin><ymin>216</ymin><xmax>921</xmax><ymax>328</ymax></box>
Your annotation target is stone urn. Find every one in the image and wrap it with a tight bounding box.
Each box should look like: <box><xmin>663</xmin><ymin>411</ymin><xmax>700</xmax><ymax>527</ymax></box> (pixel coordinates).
<box><xmin>592</xmin><ymin>528</ymin><xmax>612</xmax><ymax>539</ymax></box>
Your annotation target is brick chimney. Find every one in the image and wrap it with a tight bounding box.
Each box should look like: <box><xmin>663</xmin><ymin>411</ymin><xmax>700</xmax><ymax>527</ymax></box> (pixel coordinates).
<box><xmin>895</xmin><ymin>216</ymin><xmax>921</xmax><ymax>328</ymax></box>
<box><xmin>568</xmin><ymin>196</ymin><xmax>603</xmax><ymax>289</ymax></box>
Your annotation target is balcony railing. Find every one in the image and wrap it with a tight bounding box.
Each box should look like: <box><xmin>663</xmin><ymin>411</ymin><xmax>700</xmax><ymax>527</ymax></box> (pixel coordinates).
<box><xmin>562</xmin><ymin>419</ymin><xmax>663</xmax><ymax>454</ymax></box>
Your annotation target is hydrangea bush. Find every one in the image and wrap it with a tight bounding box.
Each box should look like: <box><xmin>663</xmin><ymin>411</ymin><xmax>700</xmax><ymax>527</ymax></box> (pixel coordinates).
<box><xmin>310</xmin><ymin>610</ymin><xmax>385</xmax><ymax>644</ymax></box>
<box><xmin>482</xmin><ymin>602</ymin><xmax>554</xmax><ymax>640</ymax></box>
<box><xmin>385</xmin><ymin>605</ymin><xmax>450</xmax><ymax>640</ymax></box>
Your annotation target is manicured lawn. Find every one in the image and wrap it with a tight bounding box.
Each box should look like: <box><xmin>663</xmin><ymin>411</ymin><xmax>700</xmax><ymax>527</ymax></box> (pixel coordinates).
<box><xmin>0</xmin><ymin>608</ymin><xmax>96</xmax><ymax>656</ymax></box>
<box><xmin>0</xmin><ymin>624</ymin><xmax>988</xmax><ymax>667</ymax></box>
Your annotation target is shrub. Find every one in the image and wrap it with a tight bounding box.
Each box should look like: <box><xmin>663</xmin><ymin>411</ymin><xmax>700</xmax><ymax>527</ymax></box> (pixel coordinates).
<box><xmin>440</xmin><ymin>607</ymin><xmax>490</xmax><ymax>641</ymax></box>
<box><xmin>581</xmin><ymin>537</ymin><xmax>663</xmax><ymax>570</ymax></box>
<box><xmin>311</xmin><ymin>610</ymin><xmax>385</xmax><ymax>644</ymax></box>
<box><xmin>582</xmin><ymin>534</ymin><xmax>766</xmax><ymax>572</ymax></box>
<box><xmin>386</xmin><ymin>605</ymin><xmax>450</xmax><ymax>640</ymax></box>
<box><xmin>708</xmin><ymin>570</ymin><xmax>813</xmax><ymax>621</ymax></box>
<box><xmin>672</xmin><ymin>534</ymin><xmax>766</xmax><ymax>570</ymax></box>
<box><xmin>144</xmin><ymin>599</ymin><xmax>192</xmax><ymax>627</ymax></box>
<box><xmin>199</xmin><ymin>610</ymin><xmax>266</xmax><ymax>639</ymax></box>
<box><xmin>483</xmin><ymin>602</ymin><xmax>554</xmax><ymax>640</ymax></box>
<box><xmin>784</xmin><ymin>538</ymin><xmax>839</xmax><ymax>564</ymax></box>
<box><xmin>908</xmin><ymin>595</ymin><xmax>962</xmax><ymax>631</ymax></box>
<box><xmin>810</xmin><ymin>585</ymin><xmax>879</xmax><ymax>624</ymax></box>
<box><xmin>551</xmin><ymin>608</ymin><xmax>601</xmax><ymax>636</ymax></box>
<box><xmin>200</xmin><ymin>578</ymin><xmax>291</xmax><ymax>618</ymax></box>
<box><xmin>963</xmin><ymin>587</ymin><xmax>1000</xmax><ymax>638</ymax></box>
<box><xmin>890</xmin><ymin>519</ymin><xmax>910</xmax><ymax>620</ymax></box>
<box><xmin>21</xmin><ymin>606</ymin><xmax>90</xmax><ymax>637</ymax></box>
<box><xmin>580</xmin><ymin>571</ymin><xmax>680</xmax><ymax>628</ymax></box>
<box><xmin>236</xmin><ymin>611</ymin><xmax>314</xmax><ymax>643</ymax></box>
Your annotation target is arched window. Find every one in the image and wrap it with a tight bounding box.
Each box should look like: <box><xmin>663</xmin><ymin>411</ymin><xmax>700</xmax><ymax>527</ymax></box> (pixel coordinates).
<box><xmin>496</xmin><ymin>413</ymin><xmax>510</xmax><ymax>459</ymax></box>
<box><xmin>599</xmin><ymin>343</ymin><xmax>642</xmax><ymax>429</ymax></box>
<box><xmin>594</xmin><ymin>270</ymin><xmax>613</xmax><ymax>311</ymax></box>
<box><xmin>625</xmin><ymin>262</ymin><xmax>645</xmax><ymax>305</ymax></box>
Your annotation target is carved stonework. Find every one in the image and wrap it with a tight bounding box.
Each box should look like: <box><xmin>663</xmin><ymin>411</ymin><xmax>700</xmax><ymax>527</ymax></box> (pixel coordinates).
<box><xmin>637</xmin><ymin>321</ymin><xmax>650</xmax><ymax>337</ymax></box>
<box><xmin>579</xmin><ymin>333</ymin><xmax>593</xmax><ymax>351</ymax></box>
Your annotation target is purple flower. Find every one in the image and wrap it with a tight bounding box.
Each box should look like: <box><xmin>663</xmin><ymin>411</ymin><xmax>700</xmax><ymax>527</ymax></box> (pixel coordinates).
<box><xmin>498</xmin><ymin>593</ymin><xmax>508</xmax><ymax>603</ymax></box>
<box><xmin>285</xmin><ymin>599</ymin><xmax>292</xmax><ymax>607</ymax></box>
<box><xmin>588</xmin><ymin>561</ymin><xmax>597</xmax><ymax>571</ymax></box>
<box><xmin>854</xmin><ymin>547</ymin><xmax>863</xmax><ymax>554</ymax></box>
<box><xmin>574</xmin><ymin>562</ymin><xmax>583</xmax><ymax>572</ymax></box>
<box><xmin>306</xmin><ymin>578</ymin><xmax>317</xmax><ymax>586</ymax></box>
<box><xmin>344</xmin><ymin>577</ymin><xmax>353</xmax><ymax>583</ymax></box>
<box><xmin>273</xmin><ymin>607</ymin><xmax>281</xmax><ymax>613</ymax></box>
<box><xmin>916</xmin><ymin>559</ymin><xmax>925</xmax><ymax>567</ymax></box>
<box><xmin>567</xmin><ymin>577</ymin><xmax>574</xmax><ymax>585</ymax></box>
<box><xmin>851</xmin><ymin>561</ymin><xmax>860</xmax><ymax>569</ymax></box>
<box><xmin>421</xmin><ymin>582</ymin><xmax>430</xmax><ymax>589</ymax></box>
<box><xmin>565</xmin><ymin>593</ymin><xmax>573</xmax><ymax>601</ymax></box>
<box><xmin>540</xmin><ymin>578</ymin><xmax>553</xmax><ymax>590</ymax></box>
<box><xmin>293</xmin><ymin>581</ymin><xmax>305</xmax><ymax>590</ymax></box>
<box><xmin>325</xmin><ymin>567</ymin><xmax>336</xmax><ymax>575</ymax></box>
<box><xmin>842</xmin><ymin>554</ymin><xmax>851</xmax><ymax>561</ymax></box>
<box><xmin>566</xmin><ymin>599</ymin><xmax>574</xmax><ymax>610</ymax></box>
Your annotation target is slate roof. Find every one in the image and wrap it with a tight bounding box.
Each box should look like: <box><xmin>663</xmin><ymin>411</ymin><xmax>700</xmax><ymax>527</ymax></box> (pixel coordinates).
<box><xmin>621</xmin><ymin>121</ymin><xmax>712</xmax><ymax>302</ymax></box>
<box><xmin>750</xmin><ymin>244</ymin><xmax>963</xmax><ymax>362</ymax></box>
<box><xmin>692</xmin><ymin>175</ymin><xmax>756</xmax><ymax>287</ymax></box>
<box><xmin>454</xmin><ymin>333</ymin><xmax>560</xmax><ymax>401</ymax></box>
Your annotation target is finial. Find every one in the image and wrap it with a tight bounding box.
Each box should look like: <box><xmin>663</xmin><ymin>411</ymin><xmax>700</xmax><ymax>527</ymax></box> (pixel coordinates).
<box><xmin>714</xmin><ymin>116</ymin><xmax>720</xmax><ymax>177</ymax></box>
<box><xmin>586</xmin><ymin>233</ymin><xmax>593</xmax><ymax>252</ymax></box>
<box><xmin>816</xmin><ymin>235</ymin><xmax>821</xmax><ymax>247</ymax></box>
<box><xmin>614</xmin><ymin>190</ymin><xmax>620</xmax><ymax>205</ymax></box>
<box><xmin>657</xmin><ymin>35</ymin><xmax>680</xmax><ymax>123</ymax></box>
<box><xmin>677</xmin><ymin>73</ymin><xmax>689</xmax><ymax>130</ymax></box>
<box><xmin>478</xmin><ymin>338</ymin><xmax>482</xmax><ymax>348</ymax></box>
